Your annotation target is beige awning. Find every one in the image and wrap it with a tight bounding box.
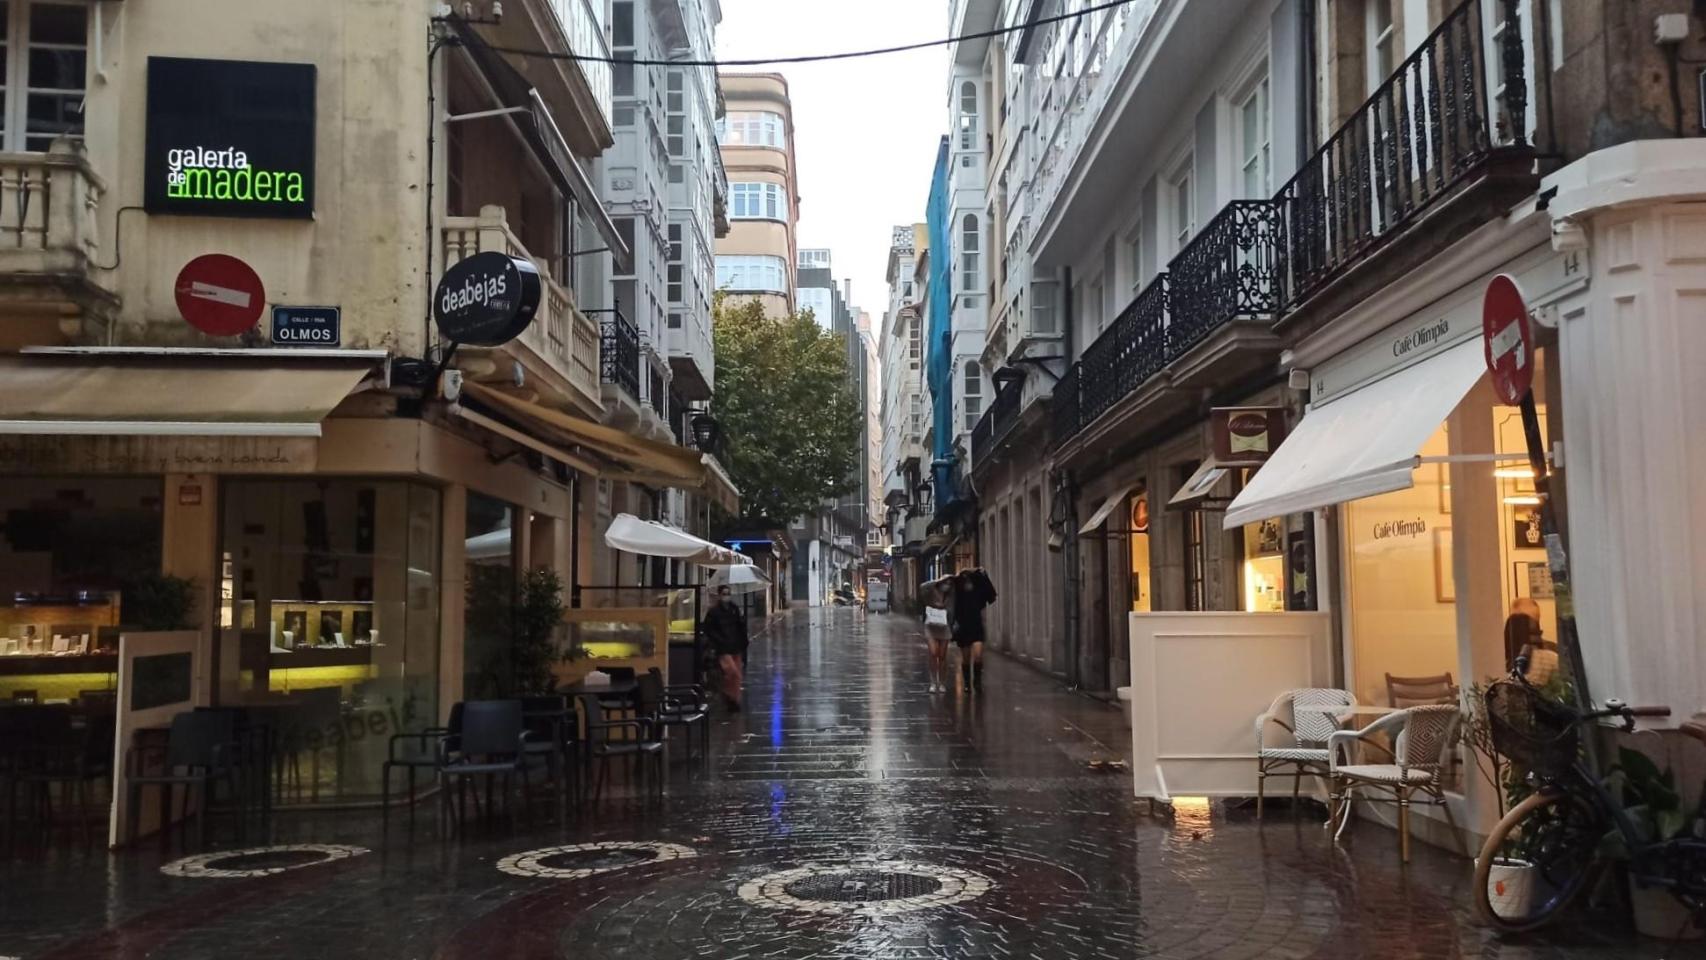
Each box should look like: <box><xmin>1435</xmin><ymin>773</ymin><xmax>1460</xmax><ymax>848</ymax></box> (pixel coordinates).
<box><xmin>0</xmin><ymin>353</ymin><xmax>376</xmax><ymax>436</ymax></box>
<box><xmin>461</xmin><ymin>380</ymin><xmax>740</xmax><ymax>512</ymax></box>
<box><xmin>1077</xmin><ymin>483</ymin><xmax>1135</xmax><ymax>536</ymax></box>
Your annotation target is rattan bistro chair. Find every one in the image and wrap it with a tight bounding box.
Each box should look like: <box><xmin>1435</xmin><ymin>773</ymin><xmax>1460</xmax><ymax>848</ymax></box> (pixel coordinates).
<box><xmin>1255</xmin><ymin>688</ymin><xmax>1357</xmax><ymax>819</ymax></box>
<box><xmin>1327</xmin><ymin>704</ymin><xmax>1463</xmax><ymax>862</ymax></box>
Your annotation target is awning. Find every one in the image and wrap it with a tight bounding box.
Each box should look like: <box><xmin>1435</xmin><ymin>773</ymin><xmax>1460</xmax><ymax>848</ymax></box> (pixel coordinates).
<box><xmin>605</xmin><ymin>513</ymin><xmax>750</xmax><ymax>566</ymax></box>
<box><xmin>1223</xmin><ymin>338</ymin><xmax>1488</xmax><ymax>528</ymax></box>
<box><xmin>451</xmin><ymin>20</ymin><xmax>633</xmax><ymax>273</ymax></box>
<box><xmin>0</xmin><ymin>353</ymin><xmax>376</xmax><ymax>436</ymax></box>
<box><xmin>1167</xmin><ymin>459</ymin><xmax>1232</xmax><ymax>512</ymax></box>
<box><xmin>460</xmin><ymin>380</ymin><xmax>738</xmax><ymax>512</ymax></box>
<box><xmin>1078</xmin><ymin>483</ymin><xmax>1135</xmax><ymax>536</ymax></box>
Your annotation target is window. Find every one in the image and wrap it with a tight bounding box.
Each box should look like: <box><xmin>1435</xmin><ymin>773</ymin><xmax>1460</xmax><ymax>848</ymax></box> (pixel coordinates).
<box><xmin>611</xmin><ymin>1</ymin><xmax>634</xmax><ymax>47</ymax></box>
<box><xmin>665</xmin><ymin>70</ymin><xmax>684</xmax><ymax>113</ymax></box>
<box><xmin>961</xmin><ymin>214</ymin><xmax>980</xmax><ymax>293</ymax></box>
<box><xmin>1124</xmin><ymin>228</ymin><xmax>1143</xmax><ymax>293</ymax></box>
<box><xmin>907</xmin><ymin>320</ymin><xmax>920</xmax><ymax>366</ymax></box>
<box><xmin>613</xmin><ymin>105</ymin><xmax>634</xmax><ymax>128</ymax></box>
<box><xmin>1180</xmin><ymin>463</ymin><xmax>1208</xmax><ymax>610</ymax></box>
<box><xmin>729</xmin><ymin>182</ymin><xmax>787</xmax><ymax>220</ymax></box>
<box><xmin>963</xmin><ymin>361</ymin><xmax>982</xmax><ymax>432</ymax></box>
<box><xmin>715</xmin><ymin>254</ymin><xmax>787</xmax><ymax>293</ymax></box>
<box><xmin>667</xmin><ymin>114</ymin><xmax>684</xmax><ymax>158</ymax></box>
<box><xmin>1238</xmin><ymin>74</ymin><xmax>1271</xmax><ymax>198</ymax></box>
<box><xmin>1170</xmin><ymin>167</ymin><xmax>1194</xmax><ymax>252</ymax></box>
<box><xmin>612</xmin><ymin>56</ymin><xmax>635</xmax><ymax>98</ymax></box>
<box><xmin>716</xmin><ymin>110</ymin><xmax>784</xmax><ymax>147</ymax></box>
<box><xmin>1</xmin><ymin>1</ymin><xmax>88</xmax><ymax>152</ymax></box>
<box><xmin>958</xmin><ymin>81</ymin><xmax>978</xmax><ymax>150</ymax></box>
<box><xmin>1368</xmin><ymin>0</ymin><xmax>1396</xmax><ymax>85</ymax></box>
<box><xmin>612</xmin><ymin>217</ymin><xmax>636</xmax><ymax>278</ymax></box>
<box><xmin>1030</xmin><ymin>280</ymin><xmax>1058</xmax><ymax>335</ymax></box>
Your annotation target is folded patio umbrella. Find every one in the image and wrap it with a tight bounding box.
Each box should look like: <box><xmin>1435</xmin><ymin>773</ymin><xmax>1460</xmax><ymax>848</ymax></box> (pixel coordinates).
<box><xmin>604</xmin><ymin>513</ymin><xmax>751</xmax><ymax>567</ymax></box>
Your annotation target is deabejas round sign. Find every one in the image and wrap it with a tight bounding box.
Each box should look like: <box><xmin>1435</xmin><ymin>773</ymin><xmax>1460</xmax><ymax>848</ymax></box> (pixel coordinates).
<box><xmin>433</xmin><ymin>252</ymin><xmax>542</xmax><ymax>347</ymax></box>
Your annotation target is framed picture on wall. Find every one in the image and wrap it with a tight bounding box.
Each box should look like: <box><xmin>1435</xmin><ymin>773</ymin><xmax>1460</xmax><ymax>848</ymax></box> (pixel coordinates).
<box><xmin>1514</xmin><ymin>561</ymin><xmax>1556</xmax><ymax>600</ymax></box>
<box><xmin>1511</xmin><ymin>508</ymin><xmax>1544</xmax><ymax>550</ymax></box>
<box><xmin>1254</xmin><ymin>517</ymin><xmax>1283</xmax><ymax>556</ymax></box>
<box><xmin>1433</xmin><ymin>528</ymin><xmax>1455</xmax><ymax>603</ymax></box>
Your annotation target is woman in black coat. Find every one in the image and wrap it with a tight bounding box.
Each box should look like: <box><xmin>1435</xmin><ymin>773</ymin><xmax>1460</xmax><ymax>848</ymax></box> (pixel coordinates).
<box><xmin>701</xmin><ymin>585</ymin><xmax>749</xmax><ymax>710</ymax></box>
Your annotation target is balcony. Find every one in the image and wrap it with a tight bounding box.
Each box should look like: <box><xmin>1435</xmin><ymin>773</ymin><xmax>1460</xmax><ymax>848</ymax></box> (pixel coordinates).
<box><xmin>442</xmin><ymin>207</ymin><xmax>601</xmax><ymax>412</ymax></box>
<box><xmin>970</xmin><ymin>380</ymin><xmax>1022</xmax><ymax>468</ymax></box>
<box><xmin>599</xmin><ymin>310</ymin><xmax>640</xmax><ymax>401</ymax></box>
<box><xmin>1276</xmin><ymin>0</ymin><xmax>1536</xmax><ymax>326</ymax></box>
<box><xmin>0</xmin><ymin>146</ymin><xmax>118</xmax><ymax>343</ymax></box>
<box><xmin>666</xmin><ymin>312</ymin><xmax>714</xmax><ymax>400</ymax></box>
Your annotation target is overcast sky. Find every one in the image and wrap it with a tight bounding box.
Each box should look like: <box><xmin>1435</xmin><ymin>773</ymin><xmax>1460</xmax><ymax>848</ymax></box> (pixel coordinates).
<box><xmin>716</xmin><ymin>0</ymin><xmax>947</xmax><ymax>320</ymax></box>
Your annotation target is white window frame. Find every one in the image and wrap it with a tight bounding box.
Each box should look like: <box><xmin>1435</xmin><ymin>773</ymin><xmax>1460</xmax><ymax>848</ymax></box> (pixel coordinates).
<box><xmin>1166</xmin><ymin>151</ymin><xmax>1195</xmax><ymax>255</ymax></box>
<box><xmin>1233</xmin><ymin>66</ymin><xmax>1272</xmax><ymax>200</ymax></box>
<box><xmin>2</xmin><ymin>0</ymin><xmax>88</xmax><ymax>153</ymax></box>
<box><xmin>717</xmin><ymin>110</ymin><xmax>784</xmax><ymax>148</ymax></box>
<box><xmin>958</xmin><ymin>80</ymin><xmax>978</xmax><ymax>150</ymax></box>
<box><xmin>961</xmin><ymin>213</ymin><xmax>980</xmax><ymax>293</ymax></box>
<box><xmin>714</xmin><ymin>254</ymin><xmax>787</xmax><ymax>293</ymax></box>
<box><xmin>729</xmin><ymin>181</ymin><xmax>787</xmax><ymax>221</ymax></box>
<box><xmin>962</xmin><ymin>360</ymin><xmax>982</xmax><ymax>432</ymax></box>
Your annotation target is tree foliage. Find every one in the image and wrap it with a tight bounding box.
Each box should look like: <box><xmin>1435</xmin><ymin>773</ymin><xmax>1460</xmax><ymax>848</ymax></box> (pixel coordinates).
<box><xmin>712</xmin><ymin>295</ymin><xmax>862</xmax><ymax>525</ymax></box>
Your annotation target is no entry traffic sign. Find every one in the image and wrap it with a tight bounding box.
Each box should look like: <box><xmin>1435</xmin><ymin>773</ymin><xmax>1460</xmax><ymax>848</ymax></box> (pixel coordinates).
<box><xmin>1482</xmin><ymin>273</ymin><xmax>1533</xmax><ymax>405</ymax></box>
<box><xmin>175</xmin><ymin>254</ymin><xmax>266</xmax><ymax>336</ymax></box>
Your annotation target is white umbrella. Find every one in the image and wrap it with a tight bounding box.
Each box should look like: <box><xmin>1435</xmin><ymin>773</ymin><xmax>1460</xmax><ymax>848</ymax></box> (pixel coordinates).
<box><xmin>707</xmin><ymin>563</ymin><xmax>771</xmax><ymax>595</ymax></box>
<box><xmin>604</xmin><ymin>513</ymin><xmax>750</xmax><ymax>566</ymax></box>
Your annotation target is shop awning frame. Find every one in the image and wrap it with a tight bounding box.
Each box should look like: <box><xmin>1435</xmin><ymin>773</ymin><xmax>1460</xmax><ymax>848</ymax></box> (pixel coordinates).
<box><xmin>1167</xmin><ymin>459</ymin><xmax>1233</xmax><ymax>512</ymax></box>
<box><xmin>1077</xmin><ymin>483</ymin><xmax>1136</xmax><ymax>537</ymax></box>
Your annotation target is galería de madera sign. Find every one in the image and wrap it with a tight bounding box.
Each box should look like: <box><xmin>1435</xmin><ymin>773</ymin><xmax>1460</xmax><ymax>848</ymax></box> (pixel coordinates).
<box><xmin>145</xmin><ymin>57</ymin><xmax>317</xmax><ymax>218</ymax></box>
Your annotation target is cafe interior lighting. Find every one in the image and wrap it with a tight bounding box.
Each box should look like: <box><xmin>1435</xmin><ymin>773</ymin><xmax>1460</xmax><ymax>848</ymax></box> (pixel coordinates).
<box><xmin>1494</xmin><ymin>466</ymin><xmax>1537</xmax><ymax>479</ymax></box>
<box><xmin>1503</xmin><ymin>495</ymin><xmax>1542</xmax><ymax>506</ymax></box>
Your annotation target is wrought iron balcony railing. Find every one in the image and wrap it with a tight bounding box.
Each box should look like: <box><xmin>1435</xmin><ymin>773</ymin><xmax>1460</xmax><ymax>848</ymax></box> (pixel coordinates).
<box><xmin>1169</xmin><ymin>201</ymin><xmax>1283</xmax><ymax>355</ymax></box>
<box><xmin>1050</xmin><ymin>363</ymin><xmax>1080</xmax><ymax>449</ymax></box>
<box><xmin>1277</xmin><ymin>0</ymin><xmax>1530</xmax><ymax>308</ymax></box>
<box><xmin>1084</xmin><ymin>274</ymin><xmax>1168</xmax><ymax>430</ymax></box>
<box><xmin>599</xmin><ymin>311</ymin><xmax>640</xmax><ymax>401</ymax></box>
<box><xmin>970</xmin><ymin>380</ymin><xmax>1023</xmax><ymax>466</ymax></box>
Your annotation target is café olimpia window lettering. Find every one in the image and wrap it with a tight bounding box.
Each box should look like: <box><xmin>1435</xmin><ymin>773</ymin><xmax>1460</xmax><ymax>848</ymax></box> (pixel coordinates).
<box><xmin>145</xmin><ymin>57</ymin><xmax>317</xmax><ymax>218</ymax></box>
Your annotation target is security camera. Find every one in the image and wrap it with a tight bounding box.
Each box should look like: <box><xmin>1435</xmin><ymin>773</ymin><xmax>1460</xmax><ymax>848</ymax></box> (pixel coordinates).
<box><xmin>440</xmin><ymin>369</ymin><xmax>464</xmax><ymax>402</ymax></box>
<box><xmin>491</xmin><ymin>1</ymin><xmax>503</xmax><ymax>20</ymax></box>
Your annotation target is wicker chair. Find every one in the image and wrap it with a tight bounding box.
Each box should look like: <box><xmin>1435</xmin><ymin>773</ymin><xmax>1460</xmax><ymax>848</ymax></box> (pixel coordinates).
<box><xmin>1385</xmin><ymin>672</ymin><xmax>1458</xmax><ymax>707</ymax></box>
<box><xmin>1327</xmin><ymin>704</ymin><xmax>1463</xmax><ymax>861</ymax></box>
<box><xmin>1254</xmin><ymin>688</ymin><xmax>1357</xmax><ymax>819</ymax></box>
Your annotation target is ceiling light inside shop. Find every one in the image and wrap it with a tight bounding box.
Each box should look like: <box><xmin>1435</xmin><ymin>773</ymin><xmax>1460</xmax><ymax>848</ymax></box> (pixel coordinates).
<box><xmin>1494</xmin><ymin>466</ymin><xmax>1536</xmax><ymax>479</ymax></box>
<box><xmin>1503</xmin><ymin>495</ymin><xmax>1542</xmax><ymax>506</ymax></box>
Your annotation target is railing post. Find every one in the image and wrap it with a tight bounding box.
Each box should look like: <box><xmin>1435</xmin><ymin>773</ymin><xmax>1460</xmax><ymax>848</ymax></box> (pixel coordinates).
<box><xmin>1499</xmin><ymin>0</ymin><xmax>1527</xmax><ymax>147</ymax></box>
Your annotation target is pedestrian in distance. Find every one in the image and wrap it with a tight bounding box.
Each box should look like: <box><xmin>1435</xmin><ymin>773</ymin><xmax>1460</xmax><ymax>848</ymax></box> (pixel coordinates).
<box><xmin>920</xmin><ymin>573</ymin><xmax>955</xmax><ymax>693</ymax></box>
<box><xmin>701</xmin><ymin>585</ymin><xmax>749</xmax><ymax>711</ymax></box>
<box><xmin>951</xmin><ymin>567</ymin><xmax>997</xmax><ymax>693</ymax></box>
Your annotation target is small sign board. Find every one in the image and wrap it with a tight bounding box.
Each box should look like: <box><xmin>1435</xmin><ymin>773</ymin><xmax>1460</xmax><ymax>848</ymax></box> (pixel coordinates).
<box><xmin>1210</xmin><ymin>406</ymin><xmax>1287</xmax><ymax>467</ymax></box>
<box><xmin>1483</xmin><ymin>273</ymin><xmax>1534</xmax><ymax>405</ymax></box>
<box><xmin>175</xmin><ymin>253</ymin><xmax>265</xmax><ymax>336</ymax></box>
<box><xmin>272</xmin><ymin>305</ymin><xmax>340</xmax><ymax>346</ymax></box>
<box><xmin>433</xmin><ymin>251</ymin><xmax>542</xmax><ymax>347</ymax></box>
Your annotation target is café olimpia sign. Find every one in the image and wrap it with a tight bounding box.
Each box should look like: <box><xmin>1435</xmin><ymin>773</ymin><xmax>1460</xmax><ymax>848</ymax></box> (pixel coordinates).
<box><xmin>145</xmin><ymin>57</ymin><xmax>317</xmax><ymax>218</ymax></box>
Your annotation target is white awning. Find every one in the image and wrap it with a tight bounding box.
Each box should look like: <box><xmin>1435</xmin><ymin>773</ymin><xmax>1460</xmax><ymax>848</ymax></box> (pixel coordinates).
<box><xmin>1223</xmin><ymin>338</ymin><xmax>1489</xmax><ymax>529</ymax></box>
<box><xmin>1078</xmin><ymin>483</ymin><xmax>1135</xmax><ymax>536</ymax></box>
<box><xmin>604</xmin><ymin>513</ymin><xmax>751</xmax><ymax>567</ymax></box>
<box><xmin>1167</xmin><ymin>459</ymin><xmax>1232</xmax><ymax>511</ymax></box>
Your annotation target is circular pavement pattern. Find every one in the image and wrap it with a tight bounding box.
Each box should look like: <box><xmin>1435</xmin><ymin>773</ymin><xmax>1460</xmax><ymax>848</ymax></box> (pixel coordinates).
<box><xmin>496</xmin><ymin>841</ymin><xmax>698</xmax><ymax>880</ymax></box>
<box><xmin>737</xmin><ymin>860</ymin><xmax>995</xmax><ymax>917</ymax></box>
<box><xmin>160</xmin><ymin>843</ymin><xmax>369</xmax><ymax>879</ymax></box>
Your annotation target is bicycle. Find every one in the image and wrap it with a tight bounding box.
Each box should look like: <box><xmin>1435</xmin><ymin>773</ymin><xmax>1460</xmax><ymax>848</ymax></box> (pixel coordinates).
<box><xmin>1472</xmin><ymin>661</ymin><xmax>1706</xmax><ymax>934</ymax></box>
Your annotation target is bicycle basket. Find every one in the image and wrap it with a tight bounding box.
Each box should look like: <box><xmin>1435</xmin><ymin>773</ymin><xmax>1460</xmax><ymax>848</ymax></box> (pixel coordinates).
<box><xmin>1485</xmin><ymin>680</ymin><xmax>1580</xmax><ymax>778</ymax></box>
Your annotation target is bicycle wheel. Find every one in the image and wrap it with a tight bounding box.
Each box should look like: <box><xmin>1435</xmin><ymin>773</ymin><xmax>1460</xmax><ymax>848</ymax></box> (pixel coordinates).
<box><xmin>1474</xmin><ymin>787</ymin><xmax>1605</xmax><ymax>932</ymax></box>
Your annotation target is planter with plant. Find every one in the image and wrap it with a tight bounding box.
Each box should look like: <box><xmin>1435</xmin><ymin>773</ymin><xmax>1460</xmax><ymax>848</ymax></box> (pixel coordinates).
<box><xmin>508</xmin><ymin>568</ymin><xmax>581</xmax><ymax>697</ymax></box>
<box><xmin>121</xmin><ymin>573</ymin><xmax>197</xmax><ymax>632</ymax></box>
<box><xmin>1602</xmin><ymin>746</ymin><xmax>1706</xmax><ymax>939</ymax></box>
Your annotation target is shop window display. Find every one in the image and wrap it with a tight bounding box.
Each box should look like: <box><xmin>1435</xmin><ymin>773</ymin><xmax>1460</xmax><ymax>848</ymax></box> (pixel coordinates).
<box><xmin>463</xmin><ymin>492</ymin><xmax>517</xmax><ymax>699</ymax></box>
<box><xmin>219</xmin><ymin>479</ymin><xmax>441</xmax><ymax>803</ymax></box>
<box><xmin>1128</xmin><ymin>490</ymin><xmax>1151</xmax><ymax>612</ymax></box>
<box><xmin>0</xmin><ymin>478</ymin><xmax>162</xmax><ymax>701</ymax></box>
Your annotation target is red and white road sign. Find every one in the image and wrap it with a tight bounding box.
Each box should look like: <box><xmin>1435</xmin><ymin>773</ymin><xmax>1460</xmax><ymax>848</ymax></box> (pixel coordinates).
<box><xmin>175</xmin><ymin>254</ymin><xmax>265</xmax><ymax>337</ymax></box>
<box><xmin>1482</xmin><ymin>273</ymin><xmax>1534</xmax><ymax>405</ymax></box>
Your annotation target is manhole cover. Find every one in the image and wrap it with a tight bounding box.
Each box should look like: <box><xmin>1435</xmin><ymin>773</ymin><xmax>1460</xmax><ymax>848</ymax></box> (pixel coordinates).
<box><xmin>785</xmin><ymin>871</ymin><xmax>943</xmax><ymax>902</ymax></box>
<box><xmin>161</xmin><ymin>844</ymin><xmax>369</xmax><ymax>879</ymax></box>
<box><xmin>497</xmin><ymin>841</ymin><xmax>697</xmax><ymax>879</ymax></box>
<box><xmin>739</xmin><ymin>860</ymin><xmax>994</xmax><ymax>916</ymax></box>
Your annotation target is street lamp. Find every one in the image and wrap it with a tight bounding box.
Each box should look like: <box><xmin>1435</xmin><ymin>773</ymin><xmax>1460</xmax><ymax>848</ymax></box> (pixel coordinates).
<box><xmin>690</xmin><ymin>412</ymin><xmax>722</xmax><ymax>452</ymax></box>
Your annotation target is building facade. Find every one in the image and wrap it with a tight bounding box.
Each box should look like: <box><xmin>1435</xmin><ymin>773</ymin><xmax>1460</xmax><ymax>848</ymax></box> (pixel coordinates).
<box><xmin>0</xmin><ymin>0</ymin><xmax>734</xmax><ymax>810</ymax></box>
<box><xmin>714</xmin><ymin>73</ymin><xmax>800</xmax><ymax>317</ymax></box>
<box><xmin>878</xmin><ymin>225</ymin><xmax>930</xmax><ymax>611</ymax></box>
<box><xmin>938</xmin><ymin>0</ymin><xmax>1706</xmax><ymax>851</ymax></box>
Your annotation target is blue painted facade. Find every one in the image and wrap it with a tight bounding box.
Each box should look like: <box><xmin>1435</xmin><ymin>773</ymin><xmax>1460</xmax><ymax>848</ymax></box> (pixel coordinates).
<box><xmin>924</xmin><ymin>137</ymin><xmax>958</xmax><ymax>514</ymax></box>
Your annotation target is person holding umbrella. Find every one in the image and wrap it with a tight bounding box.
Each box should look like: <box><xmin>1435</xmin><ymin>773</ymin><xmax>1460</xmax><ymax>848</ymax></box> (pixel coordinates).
<box><xmin>701</xmin><ymin>584</ymin><xmax>749</xmax><ymax>711</ymax></box>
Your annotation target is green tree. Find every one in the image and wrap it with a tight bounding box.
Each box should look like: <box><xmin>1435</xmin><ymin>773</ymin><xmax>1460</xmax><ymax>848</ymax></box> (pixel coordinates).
<box><xmin>712</xmin><ymin>295</ymin><xmax>862</xmax><ymax>525</ymax></box>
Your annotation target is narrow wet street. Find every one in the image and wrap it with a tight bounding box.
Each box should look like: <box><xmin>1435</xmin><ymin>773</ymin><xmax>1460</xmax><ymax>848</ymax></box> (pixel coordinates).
<box><xmin>0</xmin><ymin>611</ymin><xmax>1664</xmax><ymax>958</ymax></box>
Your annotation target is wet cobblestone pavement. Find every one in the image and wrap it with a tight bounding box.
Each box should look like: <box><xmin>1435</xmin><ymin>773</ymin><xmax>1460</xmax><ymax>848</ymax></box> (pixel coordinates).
<box><xmin>0</xmin><ymin>609</ymin><xmax>1678</xmax><ymax>958</ymax></box>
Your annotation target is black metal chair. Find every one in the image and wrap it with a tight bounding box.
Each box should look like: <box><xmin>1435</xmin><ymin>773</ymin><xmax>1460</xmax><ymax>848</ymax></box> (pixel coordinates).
<box><xmin>577</xmin><ymin>693</ymin><xmax>664</xmax><ymax>805</ymax></box>
<box><xmin>125</xmin><ymin>710</ymin><xmax>242</xmax><ymax>848</ymax></box>
<box><xmin>521</xmin><ymin>695</ymin><xmax>579</xmax><ymax>819</ymax></box>
<box><xmin>640</xmin><ymin>669</ymin><xmax>709</xmax><ymax>762</ymax></box>
<box><xmin>437</xmin><ymin>700</ymin><xmax>533</xmax><ymax>835</ymax></box>
<box><xmin>382</xmin><ymin>702</ymin><xmax>461</xmax><ymax>831</ymax></box>
<box><xmin>15</xmin><ymin>706</ymin><xmax>114</xmax><ymax>847</ymax></box>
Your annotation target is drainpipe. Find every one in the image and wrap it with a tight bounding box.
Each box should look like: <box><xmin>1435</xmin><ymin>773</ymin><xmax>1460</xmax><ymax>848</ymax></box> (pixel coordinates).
<box><xmin>569</xmin><ymin>472</ymin><xmax>582</xmax><ymax>608</ymax></box>
<box><xmin>1057</xmin><ymin>267</ymin><xmax>1079</xmax><ymax>688</ymax></box>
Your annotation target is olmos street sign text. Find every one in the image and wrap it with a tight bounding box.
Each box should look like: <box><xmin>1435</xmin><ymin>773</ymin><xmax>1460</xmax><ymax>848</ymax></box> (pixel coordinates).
<box><xmin>145</xmin><ymin>57</ymin><xmax>316</xmax><ymax>218</ymax></box>
<box><xmin>433</xmin><ymin>252</ymin><xmax>542</xmax><ymax>347</ymax></box>
<box><xmin>272</xmin><ymin>306</ymin><xmax>340</xmax><ymax>346</ymax></box>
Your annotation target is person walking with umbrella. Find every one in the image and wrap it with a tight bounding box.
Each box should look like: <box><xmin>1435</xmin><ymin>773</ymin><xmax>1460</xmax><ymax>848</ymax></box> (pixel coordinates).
<box><xmin>951</xmin><ymin>567</ymin><xmax>997</xmax><ymax>693</ymax></box>
<box><xmin>701</xmin><ymin>584</ymin><xmax>749</xmax><ymax>711</ymax></box>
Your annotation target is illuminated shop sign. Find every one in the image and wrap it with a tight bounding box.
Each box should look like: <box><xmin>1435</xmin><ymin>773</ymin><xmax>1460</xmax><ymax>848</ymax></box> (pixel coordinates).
<box><xmin>144</xmin><ymin>57</ymin><xmax>317</xmax><ymax>218</ymax></box>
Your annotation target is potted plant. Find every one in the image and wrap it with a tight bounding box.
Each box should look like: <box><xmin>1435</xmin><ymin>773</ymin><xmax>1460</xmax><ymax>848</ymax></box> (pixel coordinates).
<box><xmin>1603</xmin><ymin>746</ymin><xmax>1706</xmax><ymax>939</ymax></box>
<box><xmin>1462</xmin><ymin>671</ymin><xmax>1576</xmax><ymax>917</ymax></box>
<box><xmin>121</xmin><ymin>573</ymin><xmax>197</xmax><ymax>632</ymax></box>
<box><xmin>509</xmin><ymin>568</ymin><xmax>576</xmax><ymax>696</ymax></box>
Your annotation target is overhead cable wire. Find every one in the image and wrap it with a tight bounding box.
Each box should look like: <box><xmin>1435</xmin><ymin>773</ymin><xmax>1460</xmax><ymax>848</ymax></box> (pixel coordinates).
<box><xmin>474</xmin><ymin>0</ymin><xmax>1139</xmax><ymax>67</ymax></box>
